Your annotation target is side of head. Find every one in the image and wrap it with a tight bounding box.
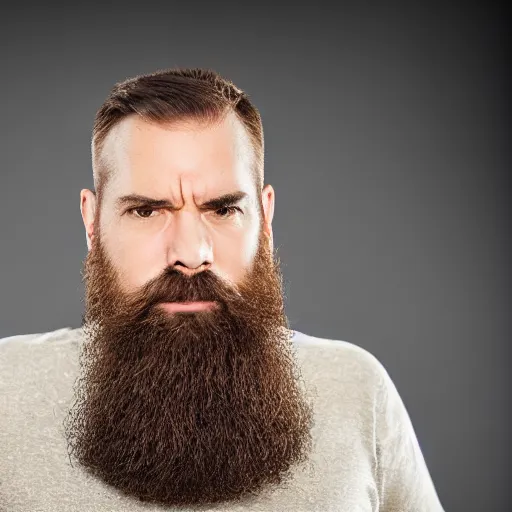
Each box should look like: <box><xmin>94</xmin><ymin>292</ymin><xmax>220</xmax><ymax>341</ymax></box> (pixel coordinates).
<box><xmin>80</xmin><ymin>68</ymin><xmax>275</xmax><ymax>293</ymax></box>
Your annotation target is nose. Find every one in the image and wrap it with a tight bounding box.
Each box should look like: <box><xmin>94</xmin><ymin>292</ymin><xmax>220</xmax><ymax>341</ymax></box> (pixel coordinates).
<box><xmin>166</xmin><ymin>211</ymin><xmax>214</xmax><ymax>276</ymax></box>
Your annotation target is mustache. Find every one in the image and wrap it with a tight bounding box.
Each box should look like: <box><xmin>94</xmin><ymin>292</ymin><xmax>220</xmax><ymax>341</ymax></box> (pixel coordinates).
<box><xmin>130</xmin><ymin>266</ymin><xmax>241</xmax><ymax>309</ymax></box>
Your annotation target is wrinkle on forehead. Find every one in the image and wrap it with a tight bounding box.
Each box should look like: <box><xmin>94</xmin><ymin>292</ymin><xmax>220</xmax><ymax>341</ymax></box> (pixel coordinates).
<box><xmin>96</xmin><ymin>111</ymin><xmax>256</xmax><ymax>203</ymax></box>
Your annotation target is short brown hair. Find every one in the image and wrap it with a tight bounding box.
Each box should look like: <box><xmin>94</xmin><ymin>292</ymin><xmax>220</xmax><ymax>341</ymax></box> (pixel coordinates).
<box><xmin>92</xmin><ymin>68</ymin><xmax>264</xmax><ymax>203</ymax></box>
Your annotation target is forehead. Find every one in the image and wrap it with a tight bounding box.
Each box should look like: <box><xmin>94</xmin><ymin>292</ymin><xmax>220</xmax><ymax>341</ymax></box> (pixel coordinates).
<box><xmin>99</xmin><ymin>112</ymin><xmax>255</xmax><ymax>203</ymax></box>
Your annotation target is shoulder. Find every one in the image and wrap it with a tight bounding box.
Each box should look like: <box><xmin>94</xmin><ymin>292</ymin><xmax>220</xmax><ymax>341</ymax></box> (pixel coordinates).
<box><xmin>0</xmin><ymin>327</ymin><xmax>82</xmax><ymax>379</ymax></box>
<box><xmin>0</xmin><ymin>326</ymin><xmax>82</xmax><ymax>352</ymax></box>
<box><xmin>0</xmin><ymin>326</ymin><xmax>82</xmax><ymax>346</ymax></box>
<box><xmin>292</xmin><ymin>329</ymin><xmax>390</xmax><ymax>390</ymax></box>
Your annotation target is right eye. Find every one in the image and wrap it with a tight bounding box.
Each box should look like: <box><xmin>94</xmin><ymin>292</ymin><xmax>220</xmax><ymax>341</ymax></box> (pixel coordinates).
<box><xmin>128</xmin><ymin>208</ymin><xmax>158</xmax><ymax>219</ymax></box>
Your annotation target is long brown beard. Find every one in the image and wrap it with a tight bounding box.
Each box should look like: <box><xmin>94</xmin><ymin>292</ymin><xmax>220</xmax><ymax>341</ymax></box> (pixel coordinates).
<box><xmin>63</xmin><ymin>223</ymin><xmax>314</xmax><ymax>507</ymax></box>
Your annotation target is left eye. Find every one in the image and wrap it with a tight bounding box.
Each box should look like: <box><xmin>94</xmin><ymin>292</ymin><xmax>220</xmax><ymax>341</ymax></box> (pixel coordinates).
<box><xmin>215</xmin><ymin>206</ymin><xmax>241</xmax><ymax>217</ymax></box>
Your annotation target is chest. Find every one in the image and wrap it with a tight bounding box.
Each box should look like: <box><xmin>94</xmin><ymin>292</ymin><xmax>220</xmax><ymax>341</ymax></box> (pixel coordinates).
<box><xmin>1</xmin><ymin>394</ymin><xmax>380</xmax><ymax>511</ymax></box>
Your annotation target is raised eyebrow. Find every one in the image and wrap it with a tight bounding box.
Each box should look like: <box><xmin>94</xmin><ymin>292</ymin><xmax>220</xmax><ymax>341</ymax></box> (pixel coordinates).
<box><xmin>115</xmin><ymin>191</ymin><xmax>248</xmax><ymax>211</ymax></box>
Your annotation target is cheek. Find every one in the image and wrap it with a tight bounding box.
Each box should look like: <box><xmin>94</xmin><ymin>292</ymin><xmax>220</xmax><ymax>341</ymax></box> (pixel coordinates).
<box><xmin>101</xmin><ymin>230</ymin><xmax>165</xmax><ymax>292</ymax></box>
<box><xmin>213</xmin><ymin>227</ymin><xmax>259</xmax><ymax>284</ymax></box>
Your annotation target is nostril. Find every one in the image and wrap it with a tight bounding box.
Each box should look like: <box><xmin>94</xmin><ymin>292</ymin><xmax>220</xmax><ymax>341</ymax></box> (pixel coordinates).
<box><xmin>174</xmin><ymin>262</ymin><xmax>211</xmax><ymax>276</ymax></box>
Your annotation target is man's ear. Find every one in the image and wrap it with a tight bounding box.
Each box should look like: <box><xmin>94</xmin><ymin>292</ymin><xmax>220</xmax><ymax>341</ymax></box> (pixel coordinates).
<box><xmin>80</xmin><ymin>189</ymin><xmax>97</xmax><ymax>251</ymax></box>
<box><xmin>261</xmin><ymin>184</ymin><xmax>275</xmax><ymax>252</ymax></box>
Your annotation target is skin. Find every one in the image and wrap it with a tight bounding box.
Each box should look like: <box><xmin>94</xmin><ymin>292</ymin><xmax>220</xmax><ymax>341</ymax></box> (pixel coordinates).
<box><xmin>80</xmin><ymin>112</ymin><xmax>275</xmax><ymax>293</ymax></box>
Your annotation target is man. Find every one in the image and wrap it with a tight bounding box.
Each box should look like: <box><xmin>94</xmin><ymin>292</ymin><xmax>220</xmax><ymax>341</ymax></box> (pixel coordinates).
<box><xmin>0</xmin><ymin>68</ymin><xmax>445</xmax><ymax>511</ymax></box>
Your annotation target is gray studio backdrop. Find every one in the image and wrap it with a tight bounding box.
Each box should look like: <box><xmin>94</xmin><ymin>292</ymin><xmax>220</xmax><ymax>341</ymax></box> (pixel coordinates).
<box><xmin>1</xmin><ymin>2</ymin><xmax>509</xmax><ymax>511</ymax></box>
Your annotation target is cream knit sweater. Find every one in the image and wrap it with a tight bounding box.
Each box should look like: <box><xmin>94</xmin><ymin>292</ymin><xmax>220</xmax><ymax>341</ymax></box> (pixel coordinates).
<box><xmin>0</xmin><ymin>327</ymin><xmax>445</xmax><ymax>511</ymax></box>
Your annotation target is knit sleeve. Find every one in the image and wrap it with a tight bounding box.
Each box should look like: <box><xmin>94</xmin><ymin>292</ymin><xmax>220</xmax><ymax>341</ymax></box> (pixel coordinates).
<box><xmin>373</xmin><ymin>361</ymin><xmax>445</xmax><ymax>512</ymax></box>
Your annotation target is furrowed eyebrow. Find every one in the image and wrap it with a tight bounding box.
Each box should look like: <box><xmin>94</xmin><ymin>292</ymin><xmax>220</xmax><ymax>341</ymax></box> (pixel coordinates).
<box><xmin>115</xmin><ymin>191</ymin><xmax>248</xmax><ymax>212</ymax></box>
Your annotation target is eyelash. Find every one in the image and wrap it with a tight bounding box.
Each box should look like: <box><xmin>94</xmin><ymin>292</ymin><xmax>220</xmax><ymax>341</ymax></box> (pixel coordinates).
<box><xmin>127</xmin><ymin>206</ymin><xmax>242</xmax><ymax>220</ymax></box>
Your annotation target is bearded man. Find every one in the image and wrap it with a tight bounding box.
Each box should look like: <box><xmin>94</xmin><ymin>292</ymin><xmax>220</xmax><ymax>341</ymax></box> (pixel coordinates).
<box><xmin>0</xmin><ymin>68</ymin><xmax>445</xmax><ymax>511</ymax></box>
